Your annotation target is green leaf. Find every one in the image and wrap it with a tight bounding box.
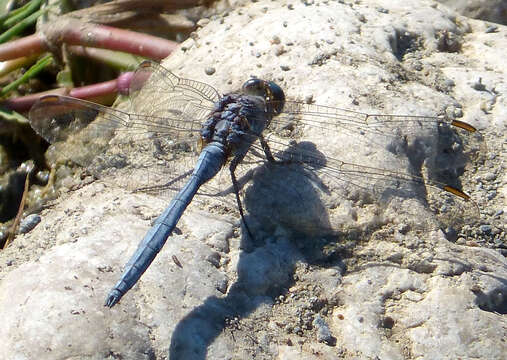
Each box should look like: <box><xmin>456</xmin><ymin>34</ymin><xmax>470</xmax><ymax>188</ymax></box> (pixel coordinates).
<box><xmin>0</xmin><ymin>5</ymin><xmax>48</xmax><ymax>44</ymax></box>
<box><xmin>3</xmin><ymin>0</ymin><xmax>44</xmax><ymax>29</ymax></box>
<box><xmin>0</xmin><ymin>106</ymin><xmax>29</xmax><ymax>125</ymax></box>
<box><xmin>0</xmin><ymin>54</ymin><xmax>53</xmax><ymax>96</ymax></box>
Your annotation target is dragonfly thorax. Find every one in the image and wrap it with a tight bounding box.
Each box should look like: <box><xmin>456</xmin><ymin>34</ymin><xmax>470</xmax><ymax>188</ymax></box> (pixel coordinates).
<box><xmin>200</xmin><ymin>93</ymin><xmax>273</xmax><ymax>155</ymax></box>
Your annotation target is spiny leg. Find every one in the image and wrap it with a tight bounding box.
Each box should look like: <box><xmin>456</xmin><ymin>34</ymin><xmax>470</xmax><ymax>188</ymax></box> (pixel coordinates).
<box><xmin>259</xmin><ymin>135</ymin><xmax>294</xmax><ymax>165</ymax></box>
<box><xmin>229</xmin><ymin>157</ymin><xmax>254</xmax><ymax>240</ymax></box>
<box><xmin>259</xmin><ymin>135</ymin><xmax>277</xmax><ymax>163</ymax></box>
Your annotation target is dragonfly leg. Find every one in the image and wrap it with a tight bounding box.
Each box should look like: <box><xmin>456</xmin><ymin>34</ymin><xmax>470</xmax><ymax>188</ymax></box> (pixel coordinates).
<box><xmin>260</xmin><ymin>135</ymin><xmax>293</xmax><ymax>165</ymax></box>
<box><xmin>229</xmin><ymin>158</ymin><xmax>254</xmax><ymax>240</ymax></box>
<box><xmin>259</xmin><ymin>135</ymin><xmax>277</xmax><ymax>162</ymax></box>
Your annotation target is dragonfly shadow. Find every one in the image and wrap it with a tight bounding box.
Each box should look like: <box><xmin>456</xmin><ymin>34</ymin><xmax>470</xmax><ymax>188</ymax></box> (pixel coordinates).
<box><xmin>168</xmin><ymin>142</ymin><xmax>354</xmax><ymax>358</ymax></box>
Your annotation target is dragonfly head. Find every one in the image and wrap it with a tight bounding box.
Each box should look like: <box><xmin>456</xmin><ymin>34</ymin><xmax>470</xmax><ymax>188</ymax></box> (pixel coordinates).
<box><xmin>242</xmin><ymin>78</ymin><xmax>285</xmax><ymax>116</ymax></box>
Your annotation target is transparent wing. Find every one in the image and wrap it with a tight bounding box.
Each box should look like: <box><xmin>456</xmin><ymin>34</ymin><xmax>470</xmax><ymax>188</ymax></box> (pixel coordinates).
<box><xmin>128</xmin><ymin>60</ymin><xmax>220</xmax><ymax>123</ymax></box>
<box><xmin>271</xmin><ymin>101</ymin><xmax>480</xmax><ymax>140</ymax></box>
<box><xmin>28</xmin><ymin>62</ymin><xmax>242</xmax><ymax>221</ymax></box>
<box><xmin>267</xmin><ymin>100</ymin><xmax>484</xmax><ymax>203</ymax></box>
<box><xmin>29</xmin><ymin>95</ymin><xmax>205</xmax><ymax>193</ymax></box>
<box><xmin>243</xmin><ymin>105</ymin><xmax>483</xmax><ymax>234</ymax></box>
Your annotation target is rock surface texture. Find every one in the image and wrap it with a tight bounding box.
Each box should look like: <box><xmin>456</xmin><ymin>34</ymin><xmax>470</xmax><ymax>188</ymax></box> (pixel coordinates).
<box><xmin>437</xmin><ymin>0</ymin><xmax>507</xmax><ymax>25</ymax></box>
<box><xmin>1</xmin><ymin>0</ymin><xmax>505</xmax><ymax>359</ymax></box>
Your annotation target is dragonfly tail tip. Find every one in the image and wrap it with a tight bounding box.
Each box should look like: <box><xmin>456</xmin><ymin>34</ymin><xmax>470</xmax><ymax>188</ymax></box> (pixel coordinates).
<box><xmin>104</xmin><ymin>290</ymin><xmax>122</xmax><ymax>308</ymax></box>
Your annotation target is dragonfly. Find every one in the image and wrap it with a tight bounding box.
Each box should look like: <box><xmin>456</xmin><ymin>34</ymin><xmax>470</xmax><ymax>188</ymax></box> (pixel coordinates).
<box><xmin>28</xmin><ymin>60</ymin><xmax>482</xmax><ymax>307</ymax></box>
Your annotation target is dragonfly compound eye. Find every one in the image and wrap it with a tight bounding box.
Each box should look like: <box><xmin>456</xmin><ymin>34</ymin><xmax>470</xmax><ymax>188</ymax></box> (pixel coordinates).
<box><xmin>242</xmin><ymin>78</ymin><xmax>266</xmax><ymax>97</ymax></box>
<box><xmin>266</xmin><ymin>81</ymin><xmax>285</xmax><ymax>115</ymax></box>
<box><xmin>242</xmin><ymin>78</ymin><xmax>285</xmax><ymax>115</ymax></box>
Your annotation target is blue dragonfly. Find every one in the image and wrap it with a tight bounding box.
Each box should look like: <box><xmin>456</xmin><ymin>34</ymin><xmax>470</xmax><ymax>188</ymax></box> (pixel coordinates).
<box><xmin>28</xmin><ymin>60</ymin><xmax>481</xmax><ymax>307</ymax></box>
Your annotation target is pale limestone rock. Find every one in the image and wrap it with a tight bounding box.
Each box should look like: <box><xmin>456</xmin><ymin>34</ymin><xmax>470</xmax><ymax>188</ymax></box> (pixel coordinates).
<box><xmin>1</xmin><ymin>0</ymin><xmax>505</xmax><ymax>359</ymax></box>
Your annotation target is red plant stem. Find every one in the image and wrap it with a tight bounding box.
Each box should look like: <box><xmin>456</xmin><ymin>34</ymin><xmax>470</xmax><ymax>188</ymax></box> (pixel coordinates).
<box><xmin>44</xmin><ymin>19</ymin><xmax>178</xmax><ymax>60</ymax></box>
<box><xmin>0</xmin><ymin>20</ymin><xmax>179</xmax><ymax>61</ymax></box>
<box><xmin>1</xmin><ymin>88</ymin><xmax>67</xmax><ymax>112</ymax></box>
<box><xmin>0</xmin><ymin>34</ymin><xmax>46</xmax><ymax>61</ymax></box>
<box><xmin>68</xmin><ymin>79</ymin><xmax>119</xmax><ymax>99</ymax></box>
<box><xmin>2</xmin><ymin>72</ymin><xmax>134</xmax><ymax>112</ymax></box>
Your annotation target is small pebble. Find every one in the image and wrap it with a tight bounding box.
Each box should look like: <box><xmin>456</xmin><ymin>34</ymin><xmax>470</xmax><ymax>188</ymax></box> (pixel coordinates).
<box><xmin>313</xmin><ymin>315</ymin><xmax>334</xmax><ymax>344</ymax></box>
<box><xmin>205</xmin><ymin>67</ymin><xmax>216</xmax><ymax>75</ymax></box>
<box><xmin>18</xmin><ymin>160</ymin><xmax>35</xmax><ymax>174</ymax></box>
<box><xmin>18</xmin><ymin>214</ymin><xmax>41</xmax><ymax>234</ymax></box>
<box><xmin>280</xmin><ymin>65</ymin><xmax>290</xmax><ymax>71</ymax></box>
<box><xmin>0</xmin><ymin>228</ymin><xmax>7</xmax><ymax>242</ymax></box>
<box><xmin>35</xmin><ymin>170</ymin><xmax>50</xmax><ymax>184</ymax></box>
<box><xmin>206</xmin><ymin>252</ymin><xmax>221</xmax><ymax>267</ymax></box>
<box><xmin>197</xmin><ymin>18</ymin><xmax>210</xmax><ymax>27</ymax></box>
<box><xmin>216</xmin><ymin>278</ymin><xmax>228</xmax><ymax>294</ymax></box>
<box><xmin>444</xmin><ymin>79</ymin><xmax>455</xmax><ymax>87</ymax></box>
<box><xmin>412</xmin><ymin>62</ymin><xmax>423</xmax><ymax>71</ymax></box>
<box><xmin>398</xmin><ymin>223</ymin><xmax>409</xmax><ymax>234</ymax></box>
<box><xmin>480</xmin><ymin>225</ymin><xmax>492</xmax><ymax>235</ymax></box>
<box><xmin>484</xmin><ymin>172</ymin><xmax>496</xmax><ymax>181</ymax></box>
<box><xmin>444</xmin><ymin>227</ymin><xmax>458</xmax><ymax>242</ymax></box>
<box><xmin>456</xmin><ymin>237</ymin><xmax>466</xmax><ymax>245</ymax></box>
<box><xmin>485</xmin><ymin>25</ymin><xmax>498</xmax><ymax>33</ymax></box>
<box><xmin>493</xmin><ymin>237</ymin><xmax>503</xmax><ymax>246</ymax></box>
<box><xmin>380</xmin><ymin>316</ymin><xmax>395</xmax><ymax>329</ymax></box>
<box><xmin>274</xmin><ymin>45</ymin><xmax>285</xmax><ymax>56</ymax></box>
<box><xmin>472</xmin><ymin>78</ymin><xmax>486</xmax><ymax>91</ymax></box>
